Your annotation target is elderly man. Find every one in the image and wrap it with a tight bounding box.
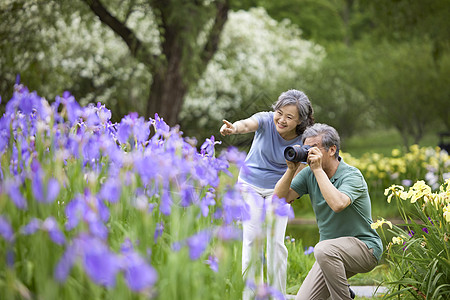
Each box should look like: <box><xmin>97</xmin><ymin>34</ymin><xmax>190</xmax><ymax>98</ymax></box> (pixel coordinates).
<box><xmin>275</xmin><ymin>123</ymin><xmax>382</xmax><ymax>300</ymax></box>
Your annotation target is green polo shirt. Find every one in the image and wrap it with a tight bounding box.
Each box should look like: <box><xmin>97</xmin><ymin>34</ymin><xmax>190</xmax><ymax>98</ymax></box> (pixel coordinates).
<box><xmin>291</xmin><ymin>158</ymin><xmax>382</xmax><ymax>261</ymax></box>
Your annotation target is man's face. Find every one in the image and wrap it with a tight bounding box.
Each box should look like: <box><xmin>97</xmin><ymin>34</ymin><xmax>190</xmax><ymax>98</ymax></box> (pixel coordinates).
<box><xmin>304</xmin><ymin>135</ymin><xmax>331</xmax><ymax>165</ymax></box>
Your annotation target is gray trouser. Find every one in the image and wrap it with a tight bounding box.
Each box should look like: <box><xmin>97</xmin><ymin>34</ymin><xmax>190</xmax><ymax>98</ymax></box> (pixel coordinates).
<box><xmin>296</xmin><ymin>236</ymin><xmax>378</xmax><ymax>300</ymax></box>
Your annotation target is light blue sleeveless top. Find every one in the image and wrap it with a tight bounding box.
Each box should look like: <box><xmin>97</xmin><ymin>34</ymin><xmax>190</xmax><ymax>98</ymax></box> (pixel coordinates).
<box><xmin>239</xmin><ymin>111</ymin><xmax>303</xmax><ymax>189</ymax></box>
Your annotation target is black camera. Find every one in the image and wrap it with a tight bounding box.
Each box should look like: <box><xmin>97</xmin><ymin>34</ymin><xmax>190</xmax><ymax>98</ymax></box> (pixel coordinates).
<box><xmin>284</xmin><ymin>145</ymin><xmax>311</xmax><ymax>162</ymax></box>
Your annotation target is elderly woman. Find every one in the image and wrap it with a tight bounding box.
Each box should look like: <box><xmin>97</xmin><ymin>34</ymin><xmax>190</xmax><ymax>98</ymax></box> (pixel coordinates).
<box><xmin>220</xmin><ymin>89</ymin><xmax>314</xmax><ymax>299</ymax></box>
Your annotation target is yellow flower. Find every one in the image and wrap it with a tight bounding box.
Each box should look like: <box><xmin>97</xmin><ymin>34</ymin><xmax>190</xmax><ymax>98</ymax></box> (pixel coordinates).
<box><xmin>443</xmin><ymin>204</ymin><xmax>450</xmax><ymax>223</ymax></box>
<box><xmin>385</xmin><ymin>185</ymin><xmax>404</xmax><ymax>203</ymax></box>
<box><xmin>407</xmin><ymin>180</ymin><xmax>432</xmax><ymax>203</ymax></box>
<box><xmin>392</xmin><ymin>236</ymin><xmax>404</xmax><ymax>245</ymax></box>
<box><xmin>391</xmin><ymin>149</ymin><xmax>401</xmax><ymax>157</ymax></box>
<box><xmin>371</xmin><ymin>218</ymin><xmax>393</xmax><ymax>229</ymax></box>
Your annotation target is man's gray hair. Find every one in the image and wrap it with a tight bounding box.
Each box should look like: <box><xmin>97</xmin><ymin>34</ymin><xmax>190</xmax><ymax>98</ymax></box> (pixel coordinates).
<box><xmin>302</xmin><ymin>123</ymin><xmax>340</xmax><ymax>158</ymax></box>
<box><xmin>272</xmin><ymin>89</ymin><xmax>314</xmax><ymax>135</ymax></box>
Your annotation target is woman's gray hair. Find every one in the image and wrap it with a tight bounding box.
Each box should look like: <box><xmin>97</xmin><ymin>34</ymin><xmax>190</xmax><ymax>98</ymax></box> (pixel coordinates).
<box><xmin>302</xmin><ymin>123</ymin><xmax>340</xmax><ymax>158</ymax></box>
<box><xmin>272</xmin><ymin>89</ymin><xmax>314</xmax><ymax>135</ymax></box>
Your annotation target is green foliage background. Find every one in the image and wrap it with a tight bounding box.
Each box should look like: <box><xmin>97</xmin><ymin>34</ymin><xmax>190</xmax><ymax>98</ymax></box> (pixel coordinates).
<box><xmin>1</xmin><ymin>0</ymin><xmax>449</xmax><ymax>148</ymax></box>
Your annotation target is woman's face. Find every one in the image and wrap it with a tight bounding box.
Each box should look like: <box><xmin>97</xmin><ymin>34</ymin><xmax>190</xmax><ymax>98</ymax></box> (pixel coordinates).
<box><xmin>273</xmin><ymin>104</ymin><xmax>301</xmax><ymax>138</ymax></box>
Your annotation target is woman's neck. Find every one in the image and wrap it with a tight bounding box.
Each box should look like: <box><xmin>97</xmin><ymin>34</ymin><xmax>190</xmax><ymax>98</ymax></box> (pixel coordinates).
<box><xmin>279</xmin><ymin>130</ymin><xmax>298</xmax><ymax>141</ymax></box>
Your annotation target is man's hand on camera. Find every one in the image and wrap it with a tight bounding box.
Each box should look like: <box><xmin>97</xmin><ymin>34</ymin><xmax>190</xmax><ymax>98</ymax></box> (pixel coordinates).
<box><xmin>307</xmin><ymin>146</ymin><xmax>323</xmax><ymax>171</ymax></box>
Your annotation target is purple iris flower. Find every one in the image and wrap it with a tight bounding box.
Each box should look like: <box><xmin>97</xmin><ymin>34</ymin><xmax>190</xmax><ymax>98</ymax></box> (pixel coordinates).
<box><xmin>159</xmin><ymin>186</ymin><xmax>173</xmax><ymax>216</ymax></box>
<box><xmin>304</xmin><ymin>246</ymin><xmax>314</xmax><ymax>255</ymax></box>
<box><xmin>216</xmin><ymin>225</ymin><xmax>242</xmax><ymax>241</ymax></box>
<box><xmin>54</xmin><ymin>243</ymin><xmax>77</xmax><ymax>282</ymax></box>
<box><xmin>55</xmin><ymin>234</ymin><xmax>122</xmax><ymax>287</ymax></box>
<box><xmin>96</xmin><ymin>103</ymin><xmax>111</xmax><ymax>123</ymax></box>
<box><xmin>154</xmin><ymin>222</ymin><xmax>164</xmax><ymax>243</ymax></box>
<box><xmin>83</xmin><ymin>103</ymin><xmax>101</xmax><ymax>127</ymax></box>
<box><xmin>47</xmin><ymin>178</ymin><xmax>61</xmax><ymax>202</ymax></box>
<box><xmin>7</xmin><ymin>181</ymin><xmax>27</xmax><ymax>210</ymax></box>
<box><xmin>82</xmin><ymin>136</ymin><xmax>100</xmax><ymax>162</ymax></box>
<box><xmin>0</xmin><ymin>216</ymin><xmax>14</xmax><ymax>243</ymax></box>
<box><xmin>180</xmin><ymin>182</ymin><xmax>199</xmax><ymax>207</ymax></box>
<box><xmin>186</xmin><ymin>230</ymin><xmax>211</xmax><ymax>260</ymax></box>
<box><xmin>171</xmin><ymin>241</ymin><xmax>182</xmax><ymax>252</ymax></box>
<box><xmin>152</xmin><ymin>113</ymin><xmax>170</xmax><ymax>138</ymax></box>
<box><xmin>20</xmin><ymin>218</ymin><xmax>42</xmax><ymax>235</ymax></box>
<box><xmin>221</xmin><ymin>185</ymin><xmax>250</xmax><ymax>224</ymax></box>
<box><xmin>272</xmin><ymin>195</ymin><xmax>295</xmax><ymax>219</ymax></box>
<box><xmin>65</xmin><ymin>196</ymin><xmax>87</xmax><ymax>230</ymax></box>
<box><xmin>117</xmin><ymin>122</ymin><xmax>132</xmax><ymax>144</ymax></box>
<box><xmin>122</xmin><ymin>251</ymin><xmax>158</xmax><ymax>292</ymax></box>
<box><xmin>200</xmin><ymin>135</ymin><xmax>221</xmax><ymax>157</ymax></box>
<box><xmin>221</xmin><ymin>146</ymin><xmax>248</xmax><ymax>170</ymax></box>
<box><xmin>42</xmin><ymin>217</ymin><xmax>66</xmax><ymax>245</ymax></box>
<box><xmin>31</xmin><ymin>164</ymin><xmax>60</xmax><ymax>204</ymax></box>
<box><xmin>99</xmin><ymin>177</ymin><xmax>121</xmax><ymax>203</ymax></box>
<box><xmin>199</xmin><ymin>189</ymin><xmax>216</xmax><ymax>217</ymax></box>
<box><xmin>116</xmin><ymin>113</ymin><xmax>150</xmax><ymax>145</ymax></box>
<box><xmin>83</xmin><ymin>238</ymin><xmax>121</xmax><ymax>287</ymax></box>
<box><xmin>254</xmin><ymin>283</ymin><xmax>285</xmax><ymax>300</ymax></box>
<box><xmin>65</xmin><ymin>192</ymin><xmax>109</xmax><ymax>239</ymax></box>
<box><xmin>205</xmin><ymin>255</ymin><xmax>219</xmax><ymax>272</ymax></box>
<box><xmin>422</xmin><ymin>227</ymin><xmax>429</xmax><ymax>234</ymax></box>
<box><xmin>59</xmin><ymin>91</ymin><xmax>82</xmax><ymax>125</ymax></box>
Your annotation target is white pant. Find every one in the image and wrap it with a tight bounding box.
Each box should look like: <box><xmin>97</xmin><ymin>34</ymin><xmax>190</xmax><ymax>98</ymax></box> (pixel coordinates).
<box><xmin>240</xmin><ymin>179</ymin><xmax>289</xmax><ymax>300</ymax></box>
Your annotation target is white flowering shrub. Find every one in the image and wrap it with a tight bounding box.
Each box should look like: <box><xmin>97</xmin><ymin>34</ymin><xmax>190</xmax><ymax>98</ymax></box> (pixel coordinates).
<box><xmin>181</xmin><ymin>8</ymin><xmax>325</xmax><ymax>131</ymax></box>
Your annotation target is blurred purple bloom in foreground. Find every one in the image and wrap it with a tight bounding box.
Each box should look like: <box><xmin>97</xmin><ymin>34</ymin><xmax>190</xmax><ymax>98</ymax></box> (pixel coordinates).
<box><xmin>255</xmin><ymin>283</ymin><xmax>285</xmax><ymax>300</ymax></box>
<box><xmin>216</xmin><ymin>225</ymin><xmax>242</xmax><ymax>241</ymax></box>
<box><xmin>122</xmin><ymin>251</ymin><xmax>158</xmax><ymax>292</ymax></box>
<box><xmin>99</xmin><ymin>177</ymin><xmax>121</xmax><ymax>203</ymax></box>
<box><xmin>0</xmin><ymin>216</ymin><xmax>14</xmax><ymax>243</ymax></box>
<box><xmin>55</xmin><ymin>234</ymin><xmax>121</xmax><ymax>287</ymax></box>
<box><xmin>7</xmin><ymin>181</ymin><xmax>27</xmax><ymax>210</ymax></box>
<box><xmin>21</xmin><ymin>218</ymin><xmax>42</xmax><ymax>235</ymax></box>
<box><xmin>221</xmin><ymin>185</ymin><xmax>250</xmax><ymax>224</ymax></box>
<box><xmin>272</xmin><ymin>194</ymin><xmax>294</xmax><ymax>219</ymax></box>
<box><xmin>42</xmin><ymin>217</ymin><xmax>66</xmax><ymax>245</ymax></box>
<box><xmin>199</xmin><ymin>189</ymin><xmax>216</xmax><ymax>217</ymax></box>
<box><xmin>205</xmin><ymin>255</ymin><xmax>219</xmax><ymax>272</ymax></box>
<box><xmin>186</xmin><ymin>230</ymin><xmax>211</xmax><ymax>260</ymax></box>
<box><xmin>31</xmin><ymin>162</ymin><xmax>60</xmax><ymax>204</ymax></box>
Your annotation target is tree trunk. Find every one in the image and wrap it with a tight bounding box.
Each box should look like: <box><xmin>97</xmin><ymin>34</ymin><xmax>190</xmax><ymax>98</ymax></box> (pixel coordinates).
<box><xmin>147</xmin><ymin>59</ymin><xmax>187</xmax><ymax>126</ymax></box>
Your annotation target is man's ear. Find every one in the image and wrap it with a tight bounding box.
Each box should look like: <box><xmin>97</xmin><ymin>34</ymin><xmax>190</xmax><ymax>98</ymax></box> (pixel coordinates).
<box><xmin>329</xmin><ymin>145</ymin><xmax>337</xmax><ymax>157</ymax></box>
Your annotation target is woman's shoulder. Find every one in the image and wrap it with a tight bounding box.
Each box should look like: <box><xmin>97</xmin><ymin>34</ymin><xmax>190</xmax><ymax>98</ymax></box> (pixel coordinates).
<box><xmin>252</xmin><ymin>111</ymin><xmax>273</xmax><ymax>120</ymax></box>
